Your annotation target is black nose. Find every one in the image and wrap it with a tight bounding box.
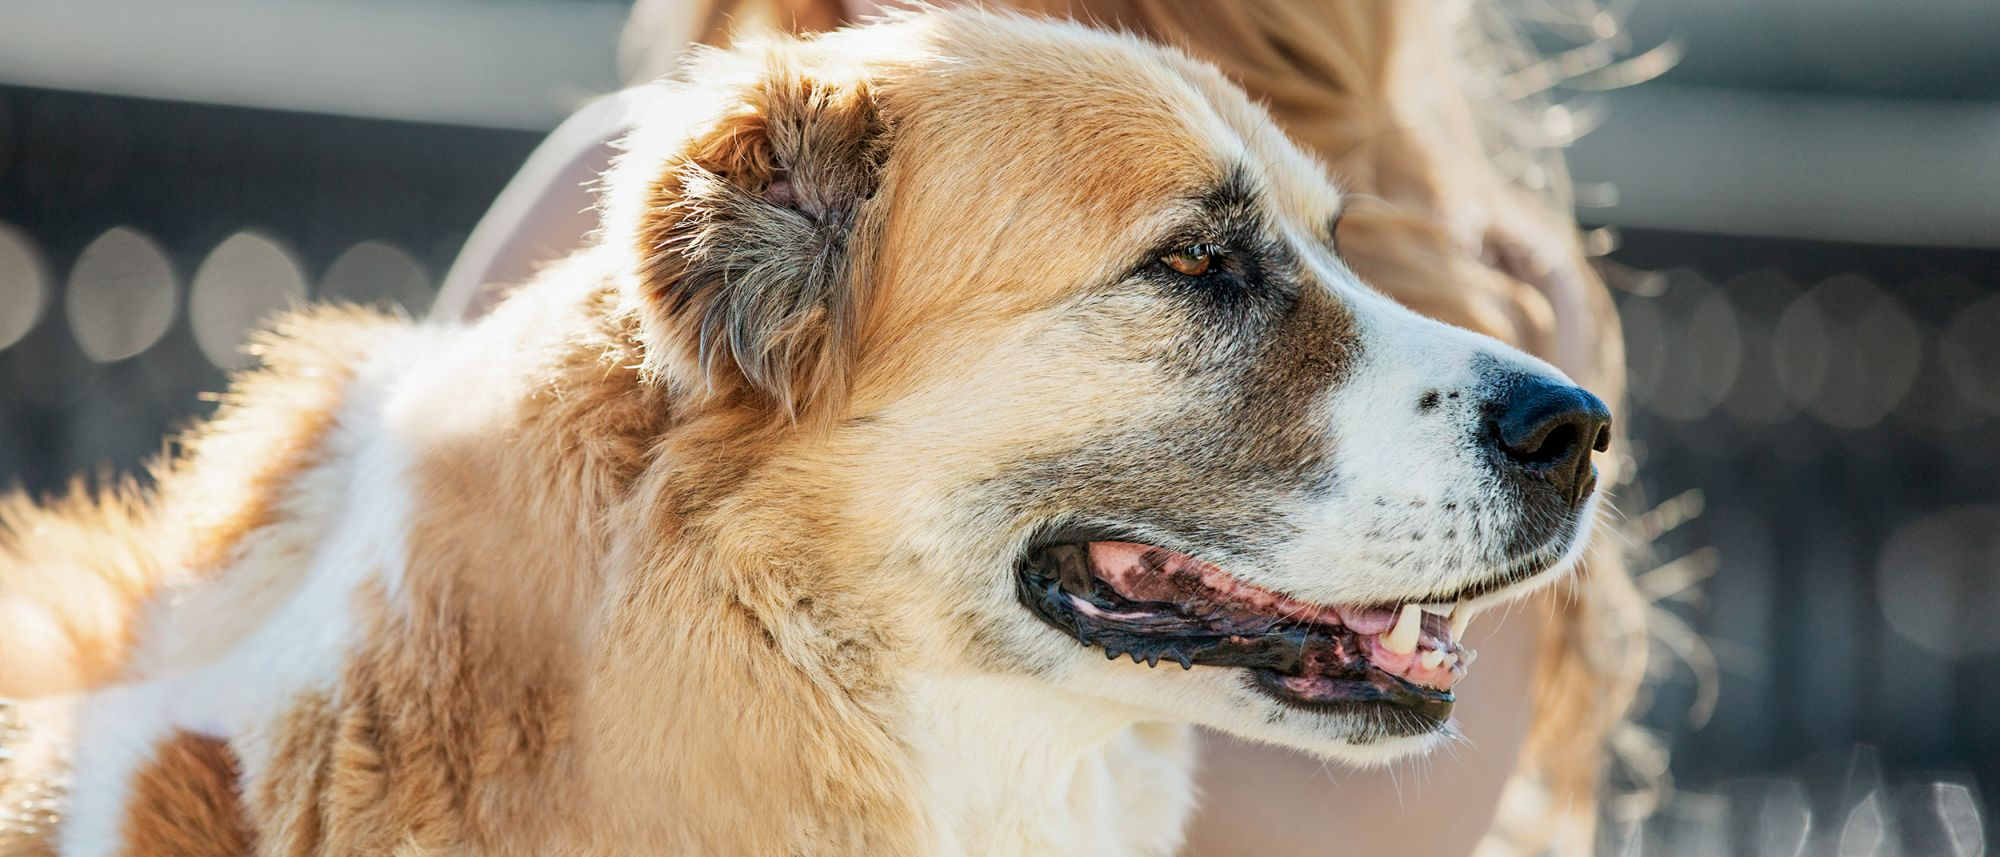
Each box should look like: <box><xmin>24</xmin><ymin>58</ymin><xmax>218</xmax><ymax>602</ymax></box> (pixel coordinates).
<box><xmin>1486</xmin><ymin>374</ymin><xmax>1612</xmax><ymax>504</ymax></box>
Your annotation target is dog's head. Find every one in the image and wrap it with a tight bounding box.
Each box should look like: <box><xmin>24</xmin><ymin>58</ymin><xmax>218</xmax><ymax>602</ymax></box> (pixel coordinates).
<box><xmin>606</xmin><ymin>10</ymin><xmax>1610</xmax><ymax>761</ymax></box>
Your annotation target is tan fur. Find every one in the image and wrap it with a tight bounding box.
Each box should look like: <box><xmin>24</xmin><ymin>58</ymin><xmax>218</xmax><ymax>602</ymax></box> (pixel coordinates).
<box><xmin>2</xmin><ymin>10</ymin><xmax>1620</xmax><ymax>856</ymax></box>
<box><xmin>247</xmin><ymin>274</ymin><xmax>668</xmax><ymax>855</ymax></box>
<box><xmin>117</xmin><ymin>733</ymin><xmax>252</xmax><ymax>857</ymax></box>
<box><xmin>679</xmin><ymin>4</ymin><xmax>1648</xmax><ymax>851</ymax></box>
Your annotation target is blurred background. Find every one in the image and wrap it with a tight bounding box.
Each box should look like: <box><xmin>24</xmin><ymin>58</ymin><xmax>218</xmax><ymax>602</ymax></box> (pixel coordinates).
<box><xmin>0</xmin><ymin>1</ymin><xmax>1996</xmax><ymax>855</ymax></box>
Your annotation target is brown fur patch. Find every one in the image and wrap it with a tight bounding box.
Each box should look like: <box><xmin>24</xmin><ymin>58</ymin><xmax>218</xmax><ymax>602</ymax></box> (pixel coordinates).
<box><xmin>118</xmin><ymin>732</ymin><xmax>253</xmax><ymax>857</ymax></box>
<box><xmin>250</xmin><ymin>276</ymin><xmax>668</xmax><ymax>855</ymax></box>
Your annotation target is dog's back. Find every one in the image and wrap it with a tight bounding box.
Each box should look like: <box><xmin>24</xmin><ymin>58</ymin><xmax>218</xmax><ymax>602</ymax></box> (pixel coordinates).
<box><xmin>0</xmin><ymin>307</ymin><xmax>404</xmax><ymax>855</ymax></box>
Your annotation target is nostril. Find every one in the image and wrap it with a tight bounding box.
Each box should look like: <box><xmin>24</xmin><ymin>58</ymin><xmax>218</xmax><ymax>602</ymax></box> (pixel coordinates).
<box><xmin>1485</xmin><ymin>373</ymin><xmax>1613</xmax><ymax>501</ymax></box>
<box><xmin>1503</xmin><ymin>421</ymin><xmax>1580</xmax><ymax>466</ymax></box>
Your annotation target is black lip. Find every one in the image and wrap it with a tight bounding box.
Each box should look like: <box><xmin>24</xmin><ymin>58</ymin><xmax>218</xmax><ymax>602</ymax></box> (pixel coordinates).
<box><xmin>1014</xmin><ymin>537</ymin><xmax>1454</xmax><ymax>723</ymax></box>
<box><xmin>1247</xmin><ymin>669</ymin><xmax>1454</xmax><ymax>727</ymax></box>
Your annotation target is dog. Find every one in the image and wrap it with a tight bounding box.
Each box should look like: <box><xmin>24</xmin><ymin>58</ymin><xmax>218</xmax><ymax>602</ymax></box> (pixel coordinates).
<box><xmin>0</xmin><ymin>9</ymin><xmax>1612</xmax><ymax>855</ymax></box>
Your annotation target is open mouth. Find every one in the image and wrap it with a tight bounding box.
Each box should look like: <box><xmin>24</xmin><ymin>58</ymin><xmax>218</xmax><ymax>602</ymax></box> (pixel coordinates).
<box><xmin>1017</xmin><ymin>538</ymin><xmax>1490</xmax><ymax>727</ymax></box>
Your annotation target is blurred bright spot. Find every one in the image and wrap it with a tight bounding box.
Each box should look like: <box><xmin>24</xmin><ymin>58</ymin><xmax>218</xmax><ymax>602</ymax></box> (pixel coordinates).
<box><xmin>1754</xmin><ymin>780</ymin><xmax>1811</xmax><ymax>857</ymax></box>
<box><xmin>1772</xmin><ymin>286</ymin><xmax>1828</xmax><ymax>410</ymax></box>
<box><xmin>0</xmin><ymin>221</ymin><xmax>50</xmax><ymax>351</ymax></box>
<box><xmin>1877</xmin><ymin>506</ymin><xmax>2000</xmax><ymax>657</ymax></box>
<box><xmin>65</xmin><ymin>226</ymin><xmax>176</xmax><ymax>362</ymax></box>
<box><xmin>190</xmin><ymin>231</ymin><xmax>307</xmax><ymax>370</ymax></box>
<box><xmin>1623</xmin><ymin>269</ymin><xmax>1740</xmax><ymax>421</ymax></box>
<box><xmin>1942</xmin><ymin>293</ymin><xmax>2000</xmax><ymax>418</ymax></box>
<box><xmin>1837</xmin><ymin>791</ymin><xmax>1884</xmax><ymax>857</ymax></box>
<box><xmin>320</xmin><ymin>241</ymin><xmax>432</xmax><ymax>314</ymax></box>
<box><xmin>1934</xmin><ymin>783</ymin><xmax>1985</xmax><ymax>857</ymax></box>
<box><xmin>1775</xmin><ymin>275</ymin><xmax>1922</xmax><ymax>428</ymax></box>
<box><xmin>1893</xmin><ymin>275</ymin><xmax>1987</xmax><ymax>431</ymax></box>
<box><xmin>1720</xmin><ymin>270</ymin><xmax>1805</xmax><ymax>425</ymax></box>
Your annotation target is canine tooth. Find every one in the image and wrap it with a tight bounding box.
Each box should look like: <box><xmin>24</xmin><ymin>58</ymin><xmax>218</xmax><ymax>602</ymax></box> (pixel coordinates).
<box><xmin>1419</xmin><ymin>603</ymin><xmax>1453</xmax><ymax>616</ymax></box>
<box><xmin>1448</xmin><ymin>601</ymin><xmax>1475</xmax><ymax>639</ymax></box>
<box><xmin>1384</xmin><ymin>605</ymin><xmax>1421</xmax><ymax>654</ymax></box>
<box><xmin>1420</xmin><ymin>649</ymin><xmax>1446</xmax><ymax>670</ymax></box>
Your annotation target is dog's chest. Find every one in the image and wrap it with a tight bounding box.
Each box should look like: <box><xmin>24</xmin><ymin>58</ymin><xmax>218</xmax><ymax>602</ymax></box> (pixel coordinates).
<box><xmin>903</xmin><ymin>678</ymin><xmax>1199</xmax><ymax>857</ymax></box>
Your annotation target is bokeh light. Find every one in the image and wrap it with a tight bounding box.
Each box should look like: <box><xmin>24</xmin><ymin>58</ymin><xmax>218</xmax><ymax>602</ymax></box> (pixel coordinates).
<box><xmin>1876</xmin><ymin>505</ymin><xmax>2000</xmax><ymax>657</ymax></box>
<box><xmin>1774</xmin><ymin>275</ymin><xmax>1922</xmax><ymax>429</ymax></box>
<box><xmin>1893</xmin><ymin>275</ymin><xmax>1988</xmax><ymax>432</ymax></box>
<box><xmin>0</xmin><ymin>221</ymin><xmax>50</xmax><ymax>351</ymax></box>
<box><xmin>1933</xmin><ymin>783</ymin><xmax>1984</xmax><ymax>857</ymax></box>
<box><xmin>319</xmin><ymin>241</ymin><xmax>433</xmax><ymax>314</ymax></box>
<box><xmin>1718</xmin><ymin>270</ymin><xmax>1806</xmax><ymax>425</ymax></box>
<box><xmin>1838</xmin><ymin>791</ymin><xmax>1886</xmax><ymax>856</ymax></box>
<box><xmin>1710</xmin><ymin>779</ymin><xmax>1812</xmax><ymax>857</ymax></box>
<box><xmin>1621</xmin><ymin>268</ymin><xmax>1741</xmax><ymax>421</ymax></box>
<box><xmin>1941</xmin><ymin>293</ymin><xmax>2000</xmax><ymax>419</ymax></box>
<box><xmin>189</xmin><ymin>231</ymin><xmax>307</xmax><ymax>369</ymax></box>
<box><xmin>65</xmin><ymin>226</ymin><xmax>177</xmax><ymax>363</ymax></box>
<box><xmin>1753</xmin><ymin>780</ymin><xmax>1812</xmax><ymax>857</ymax></box>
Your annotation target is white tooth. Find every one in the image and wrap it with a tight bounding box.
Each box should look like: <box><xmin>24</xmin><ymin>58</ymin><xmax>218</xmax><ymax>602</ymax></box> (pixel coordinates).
<box><xmin>1419</xmin><ymin>603</ymin><xmax>1453</xmax><ymax>616</ymax></box>
<box><xmin>1384</xmin><ymin>605</ymin><xmax>1421</xmax><ymax>654</ymax></box>
<box><xmin>1461</xmin><ymin>647</ymin><xmax>1479</xmax><ymax>665</ymax></box>
<box><xmin>1420</xmin><ymin>649</ymin><xmax>1446</xmax><ymax>670</ymax></box>
<box><xmin>1449</xmin><ymin>601</ymin><xmax>1475</xmax><ymax>639</ymax></box>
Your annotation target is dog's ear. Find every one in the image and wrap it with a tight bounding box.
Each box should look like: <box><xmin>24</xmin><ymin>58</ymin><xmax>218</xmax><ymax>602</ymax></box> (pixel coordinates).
<box><xmin>609</xmin><ymin>49</ymin><xmax>889</xmax><ymax>424</ymax></box>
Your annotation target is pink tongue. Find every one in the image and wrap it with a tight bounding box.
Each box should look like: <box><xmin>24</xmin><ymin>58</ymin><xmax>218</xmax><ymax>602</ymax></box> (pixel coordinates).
<box><xmin>1333</xmin><ymin>606</ymin><xmax>1398</xmax><ymax>635</ymax></box>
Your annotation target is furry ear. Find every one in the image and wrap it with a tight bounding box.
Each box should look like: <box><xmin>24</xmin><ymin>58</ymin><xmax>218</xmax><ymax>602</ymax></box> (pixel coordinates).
<box><xmin>611</xmin><ymin>47</ymin><xmax>889</xmax><ymax>423</ymax></box>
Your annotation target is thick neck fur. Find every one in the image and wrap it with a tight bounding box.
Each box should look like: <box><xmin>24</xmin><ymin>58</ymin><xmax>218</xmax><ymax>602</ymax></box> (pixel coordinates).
<box><xmin>197</xmin><ymin>259</ymin><xmax>1196</xmax><ymax>855</ymax></box>
<box><xmin>550</xmin><ymin>281</ymin><xmax>1193</xmax><ymax>854</ymax></box>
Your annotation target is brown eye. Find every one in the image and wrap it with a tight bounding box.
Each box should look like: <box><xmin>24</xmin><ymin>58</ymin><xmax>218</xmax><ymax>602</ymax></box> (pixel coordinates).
<box><xmin>1161</xmin><ymin>244</ymin><xmax>1218</xmax><ymax>277</ymax></box>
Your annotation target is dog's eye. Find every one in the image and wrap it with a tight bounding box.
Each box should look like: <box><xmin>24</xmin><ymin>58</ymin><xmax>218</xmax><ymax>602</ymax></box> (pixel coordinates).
<box><xmin>1161</xmin><ymin>244</ymin><xmax>1221</xmax><ymax>277</ymax></box>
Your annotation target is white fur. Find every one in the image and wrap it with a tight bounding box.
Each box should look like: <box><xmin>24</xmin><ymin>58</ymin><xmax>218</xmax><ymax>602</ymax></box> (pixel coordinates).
<box><xmin>981</xmin><ymin>252</ymin><xmax>1602</xmax><ymax>768</ymax></box>
<box><xmin>1271</xmin><ymin>272</ymin><xmax>1585</xmax><ymax>607</ymax></box>
<box><xmin>905</xmin><ymin>673</ymin><xmax>1197</xmax><ymax>857</ymax></box>
<box><xmin>56</xmin><ymin>330</ymin><xmax>434</xmax><ymax>856</ymax></box>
